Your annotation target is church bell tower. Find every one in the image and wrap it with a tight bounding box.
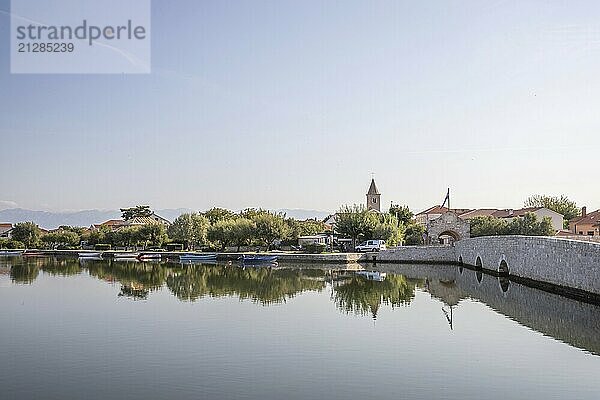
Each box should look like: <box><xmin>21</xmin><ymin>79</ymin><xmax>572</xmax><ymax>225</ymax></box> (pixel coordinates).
<box><xmin>366</xmin><ymin>178</ymin><xmax>381</xmax><ymax>212</ymax></box>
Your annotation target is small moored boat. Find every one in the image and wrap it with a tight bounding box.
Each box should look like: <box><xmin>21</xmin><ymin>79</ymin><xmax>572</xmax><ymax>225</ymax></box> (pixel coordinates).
<box><xmin>238</xmin><ymin>254</ymin><xmax>278</xmax><ymax>264</ymax></box>
<box><xmin>179</xmin><ymin>254</ymin><xmax>217</xmax><ymax>263</ymax></box>
<box><xmin>113</xmin><ymin>252</ymin><xmax>139</xmax><ymax>259</ymax></box>
<box><xmin>0</xmin><ymin>250</ymin><xmax>24</xmax><ymax>257</ymax></box>
<box><xmin>22</xmin><ymin>251</ymin><xmax>45</xmax><ymax>257</ymax></box>
<box><xmin>79</xmin><ymin>252</ymin><xmax>103</xmax><ymax>259</ymax></box>
<box><xmin>113</xmin><ymin>252</ymin><xmax>140</xmax><ymax>261</ymax></box>
<box><xmin>138</xmin><ymin>253</ymin><xmax>163</xmax><ymax>261</ymax></box>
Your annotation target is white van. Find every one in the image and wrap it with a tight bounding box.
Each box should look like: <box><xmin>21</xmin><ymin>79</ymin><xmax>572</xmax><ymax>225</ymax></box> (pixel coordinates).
<box><xmin>355</xmin><ymin>240</ymin><xmax>386</xmax><ymax>252</ymax></box>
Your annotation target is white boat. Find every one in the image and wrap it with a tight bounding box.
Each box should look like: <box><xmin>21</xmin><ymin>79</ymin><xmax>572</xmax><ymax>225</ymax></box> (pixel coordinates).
<box><xmin>113</xmin><ymin>252</ymin><xmax>139</xmax><ymax>260</ymax></box>
<box><xmin>0</xmin><ymin>250</ymin><xmax>23</xmax><ymax>257</ymax></box>
<box><xmin>179</xmin><ymin>254</ymin><xmax>217</xmax><ymax>262</ymax></box>
<box><xmin>79</xmin><ymin>252</ymin><xmax>102</xmax><ymax>259</ymax></box>
<box><xmin>138</xmin><ymin>253</ymin><xmax>162</xmax><ymax>261</ymax></box>
<box><xmin>356</xmin><ymin>271</ymin><xmax>387</xmax><ymax>282</ymax></box>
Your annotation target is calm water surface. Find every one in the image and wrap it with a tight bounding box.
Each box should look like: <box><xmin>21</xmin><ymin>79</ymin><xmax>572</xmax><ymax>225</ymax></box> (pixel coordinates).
<box><xmin>1</xmin><ymin>257</ymin><xmax>599</xmax><ymax>400</ymax></box>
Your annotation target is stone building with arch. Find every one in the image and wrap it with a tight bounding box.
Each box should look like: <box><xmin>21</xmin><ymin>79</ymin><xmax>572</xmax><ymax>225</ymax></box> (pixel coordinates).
<box><xmin>426</xmin><ymin>211</ymin><xmax>471</xmax><ymax>245</ymax></box>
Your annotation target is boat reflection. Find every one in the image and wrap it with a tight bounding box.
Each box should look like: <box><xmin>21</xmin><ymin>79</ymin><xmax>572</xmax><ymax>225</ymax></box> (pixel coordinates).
<box><xmin>3</xmin><ymin>257</ymin><xmax>599</xmax><ymax>356</ymax></box>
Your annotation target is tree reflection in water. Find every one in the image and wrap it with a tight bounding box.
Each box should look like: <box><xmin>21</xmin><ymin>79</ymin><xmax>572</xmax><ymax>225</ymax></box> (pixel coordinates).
<box><xmin>332</xmin><ymin>274</ymin><xmax>423</xmax><ymax>319</ymax></box>
<box><xmin>38</xmin><ymin>257</ymin><xmax>82</xmax><ymax>277</ymax></box>
<box><xmin>10</xmin><ymin>256</ymin><xmax>83</xmax><ymax>284</ymax></box>
<box><xmin>6</xmin><ymin>258</ymin><xmax>423</xmax><ymax>317</ymax></box>
<box><xmin>166</xmin><ymin>265</ymin><xmax>326</xmax><ymax>304</ymax></box>
<box><xmin>10</xmin><ymin>263</ymin><xmax>40</xmax><ymax>284</ymax></box>
<box><xmin>86</xmin><ymin>260</ymin><xmax>169</xmax><ymax>300</ymax></box>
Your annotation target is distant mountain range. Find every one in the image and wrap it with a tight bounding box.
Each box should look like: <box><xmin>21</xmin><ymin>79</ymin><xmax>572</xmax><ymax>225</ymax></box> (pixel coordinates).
<box><xmin>0</xmin><ymin>208</ymin><xmax>330</xmax><ymax>229</ymax></box>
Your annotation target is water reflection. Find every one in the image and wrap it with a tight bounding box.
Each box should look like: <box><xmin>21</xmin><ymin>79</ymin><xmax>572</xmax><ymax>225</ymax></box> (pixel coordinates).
<box><xmin>86</xmin><ymin>260</ymin><xmax>167</xmax><ymax>293</ymax></box>
<box><xmin>375</xmin><ymin>263</ymin><xmax>600</xmax><ymax>356</ymax></box>
<box><xmin>8</xmin><ymin>257</ymin><xmax>81</xmax><ymax>283</ymax></box>
<box><xmin>10</xmin><ymin>263</ymin><xmax>39</xmax><ymax>284</ymax></box>
<box><xmin>166</xmin><ymin>265</ymin><xmax>326</xmax><ymax>304</ymax></box>
<box><xmin>3</xmin><ymin>257</ymin><xmax>600</xmax><ymax>356</ymax></box>
<box><xmin>332</xmin><ymin>273</ymin><xmax>422</xmax><ymax>318</ymax></box>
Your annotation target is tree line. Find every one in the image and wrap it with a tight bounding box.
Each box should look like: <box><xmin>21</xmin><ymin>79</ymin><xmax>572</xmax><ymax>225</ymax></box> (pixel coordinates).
<box><xmin>167</xmin><ymin>208</ymin><xmax>327</xmax><ymax>251</ymax></box>
<box><xmin>335</xmin><ymin>204</ymin><xmax>425</xmax><ymax>246</ymax></box>
<box><xmin>0</xmin><ymin>193</ymin><xmax>580</xmax><ymax>250</ymax></box>
<box><xmin>470</xmin><ymin>213</ymin><xmax>554</xmax><ymax>237</ymax></box>
<box><xmin>0</xmin><ymin>208</ymin><xmax>328</xmax><ymax>251</ymax></box>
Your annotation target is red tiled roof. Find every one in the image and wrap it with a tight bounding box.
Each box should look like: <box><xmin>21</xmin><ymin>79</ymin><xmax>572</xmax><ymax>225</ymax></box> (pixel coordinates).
<box><xmin>0</xmin><ymin>223</ymin><xmax>12</xmax><ymax>228</ymax></box>
<box><xmin>417</xmin><ymin>206</ymin><xmax>471</xmax><ymax>216</ymax></box>
<box><xmin>459</xmin><ymin>209</ymin><xmax>499</xmax><ymax>219</ymax></box>
<box><xmin>416</xmin><ymin>205</ymin><xmax>449</xmax><ymax>215</ymax></box>
<box><xmin>100</xmin><ymin>219</ymin><xmax>127</xmax><ymax>226</ymax></box>
<box><xmin>569</xmin><ymin>209</ymin><xmax>600</xmax><ymax>226</ymax></box>
<box><xmin>128</xmin><ymin>216</ymin><xmax>162</xmax><ymax>225</ymax></box>
<box><xmin>491</xmin><ymin>207</ymin><xmax>543</xmax><ymax>218</ymax></box>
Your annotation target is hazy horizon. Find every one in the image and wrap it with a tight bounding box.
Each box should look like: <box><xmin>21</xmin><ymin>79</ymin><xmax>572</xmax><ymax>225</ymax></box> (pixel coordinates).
<box><xmin>1</xmin><ymin>0</ymin><xmax>599</xmax><ymax>213</ymax></box>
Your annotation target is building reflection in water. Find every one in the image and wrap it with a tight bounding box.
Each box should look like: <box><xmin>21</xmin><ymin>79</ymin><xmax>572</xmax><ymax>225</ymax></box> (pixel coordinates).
<box><xmin>3</xmin><ymin>257</ymin><xmax>600</xmax><ymax>355</ymax></box>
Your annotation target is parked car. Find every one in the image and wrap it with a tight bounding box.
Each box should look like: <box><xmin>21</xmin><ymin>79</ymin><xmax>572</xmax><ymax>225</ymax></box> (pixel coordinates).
<box><xmin>355</xmin><ymin>240</ymin><xmax>386</xmax><ymax>252</ymax></box>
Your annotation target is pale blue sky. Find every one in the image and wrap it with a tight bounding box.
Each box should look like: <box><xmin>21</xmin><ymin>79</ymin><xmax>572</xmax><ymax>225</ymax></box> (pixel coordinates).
<box><xmin>1</xmin><ymin>0</ymin><xmax>599</xmax><ymax>213</ymax></box>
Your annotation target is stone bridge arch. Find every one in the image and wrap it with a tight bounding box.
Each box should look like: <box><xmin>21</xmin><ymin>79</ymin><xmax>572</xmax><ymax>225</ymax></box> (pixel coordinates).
<box><xmin>427</xmin><ymin>212</ymin><xmax>470</xmax><ymax>245</ymax></box>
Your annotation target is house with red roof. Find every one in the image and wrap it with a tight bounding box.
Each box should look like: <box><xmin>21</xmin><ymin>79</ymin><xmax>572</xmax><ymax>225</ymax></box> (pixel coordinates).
<box><xmin>568</xmin><ymin>207</ymin><xmax>600</xmax><ymax>237</ymax></box>
<box><xmin>0</xmin><ymin>223</ymin><xmax>13</xmax><ymax>238</ymax></box>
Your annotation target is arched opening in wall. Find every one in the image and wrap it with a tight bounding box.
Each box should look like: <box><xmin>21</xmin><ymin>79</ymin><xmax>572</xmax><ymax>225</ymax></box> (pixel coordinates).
<box><xmin>458</xmin><ymin>256</ymin><xmax>463</xmax><ymax>265</ymax></box>
<box><xmin>499</xmin><ymin>277</ymin><xmax>510</xmax><ymax>293</ymax></box>
<box><xmin>475</xmin><ymin>256</ymin><xmax>482</xmax><ymax>270</ymax></box>
<box><xmin>499</xmin><ymin>260</ymin><xmax>509</xmax><ymax>276</ymax></box>
<box><xmin>438</xmin><ymin>230</ymin><xmax>460</xmax><ymax>245</ymax></box>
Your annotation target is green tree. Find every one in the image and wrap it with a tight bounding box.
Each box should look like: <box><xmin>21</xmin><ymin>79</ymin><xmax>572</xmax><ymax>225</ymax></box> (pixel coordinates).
<box><xmin>207</xmin><ymin>219</ymin><xmax>237</xmax><ymax>250</ymax></box>
<box><xmin>168</xmin><ymin>213</ymin><xmax>210</xmax><ymax>250</ymax></box>
<box><xmin>284</xmin><ymin>218</ymin><xmax>327</xmax><ymax>245</ymax></box>
<box><xmin>0</xmin><ymin>238</ymin><xmax>25</xmax><ymax>249</ymax></box>
<box><xmin>372</xmin><ymin>213</ymin><xmax>404</xmax><ymax>246</ymax></box>
<box><xmin>11</xmin><ymin>222</ymin><xmax>41</xmax><ymax>248</ymax></box>
<box><xmin>114</xmin><ymin>226</ymin><xmax>141</xmax><ymax>249</ymax></box>
<box><xmin>120</xmin><ymin>205</ymin><xmax>152</xmax><ymax>221</ymax></box>
<box><xmin>471</xmin><ymin>213</ymin><xmax>554</xmax><ymax>237</ymax></box>
<box><xmin>202</xmin><ymin>207</ymin><xmax>236</xmax><ymax>224</ymax></box>
<box><xmin>57</xmin><ymin>226</ymin><xmax>86</xmax><ymax>235</ymax></box>
<box><xmin>335</xmin><ymin>205</ymin><xmax>379</xmax><ymax>248</ymax></box>
<box><xmin>252</xmin><ymin>212</ymin><xmax>289</xmax><ymax>250</ymax></box>
<box><xmin>524</xmin><ymin>195</ymin><xmax>579</xmax><ymax>228</ymax></box>
<box><xmin>231</xmin><ymin>218</ymin><xmax>255</xmax><ymax>251</ymax></box>
<box><xmin>87</xmin><ymin>227</ymin><xmax>108</xmax><ymax>245</ymax></box>
<box><xmin>404</xmin><ymin>223</ymin><xmax>425</xmax><ymax>245</ymax></box>
<box><xmin>41</xmin><ymin>230</ymin><xmax>80</xmax><ymax>249</ymax></box>
<box><xmin>239</xmin><ymin>208</ymin><xmax>268</xmax><ymax>220</ymax></box>
<box><xmin>470</xmin><ymin>216</ymin><xmax>510</xmax><ymax>237</ymax></box>
<box><xmin>137</xmin><ymin>223</ymin><xmax>168</xmax><ymax>248</ymax></box>
<box><xmin>389</xmin><ymin>204</ymin><xmax>414</xmax><ymax>226</ymax></box>
<box><xmin>508</xmin><ymin>213</ymin><xmax>554</xmax><ymax>236</ymax></box>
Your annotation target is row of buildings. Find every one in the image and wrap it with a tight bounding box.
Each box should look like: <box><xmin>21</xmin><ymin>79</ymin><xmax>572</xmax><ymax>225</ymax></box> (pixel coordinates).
<box><xmin>0</xmin><ymin>212</ymin><xmax>172</xmax><ymax>240</ymax></box>
<box><xmin>415</xmin><ymin>204</ymin><xmax>599</xmax><ymax>237</ymax></box>
<box><xmin>324</xmin><ymin>178</ymin><xmax>599</xmax><ymax>239</ymax></box>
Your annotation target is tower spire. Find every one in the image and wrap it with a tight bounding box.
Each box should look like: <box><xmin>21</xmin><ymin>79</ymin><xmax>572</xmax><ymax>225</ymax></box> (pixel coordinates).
<box><xmin>366</xmin><ymin>177</ymin><xmax>381</xmax><ymax>212</ymax></box>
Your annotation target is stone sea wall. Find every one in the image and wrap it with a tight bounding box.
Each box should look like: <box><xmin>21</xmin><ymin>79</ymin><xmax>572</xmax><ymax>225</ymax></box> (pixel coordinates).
<box><xmin>365</xmin><ymin>245</ymin><xmax>456</xmax><ymax>263</ymax></box>
<box><xmin>455</xmin><ymin>236</ymin><xmax>600</xmax><ymax>295</ymax></box>
<box><xmin>375</xmin><ymin>236</ymin><xmax>600</xmax><ymax>296</ymax></box>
